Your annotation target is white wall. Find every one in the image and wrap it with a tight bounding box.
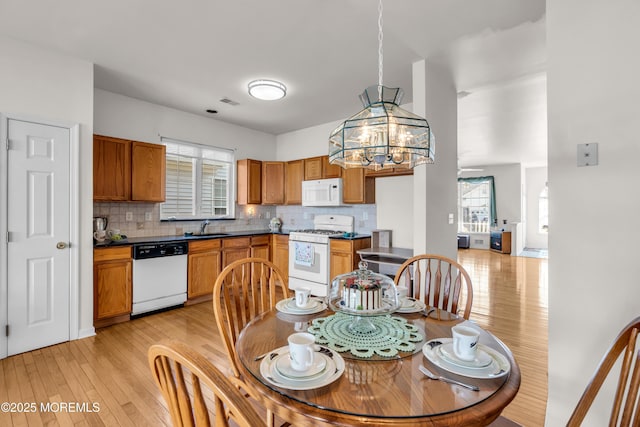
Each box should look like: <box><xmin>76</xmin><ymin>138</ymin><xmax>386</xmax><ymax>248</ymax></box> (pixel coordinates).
<box><xmin>0</xmin><ymin>35</ymin><xmax>94</xmax><ymax>337</ymax></box>
<box><xmin>276</xmin><ymin>120</ymin><xmax>339</xmax><ymax>161</ymax></box>
<box><xmin>547</xmin><ymin>1</ymin><xmax>640</xmax><ymax>425</ymax></box>
<box><xmin>525</xmin><ymin>166</ymin><xmax>548</xmax><ymax>249</ymax></box>
<box><xmin>95</xmin><ymin>89</ymin><xmax>277</xmax><ymax>160</ymax></box>
<box><xmin>376</xmin><ymin>176</ymin><xmax>413</xmax><ymax>248</ymax></box>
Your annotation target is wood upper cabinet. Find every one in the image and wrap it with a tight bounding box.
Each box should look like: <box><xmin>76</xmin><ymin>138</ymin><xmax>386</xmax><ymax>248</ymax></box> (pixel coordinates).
<box><xmin>342</xmin><ymin>168</ymin><xmax>375</xmax><ymax>204</ymax></box>
<box><xmin>262</xmin><ymin>161</ymin><xmax>285</xmax><ymax>205</ymax></box>
<box><xmin>131</xmin><ymin>141</ymin><xmax>166</xmax><ymax>202</ymax></box>
<box><xmin>329</xmin><ymin>238</ymin><xmax>371</xmax><ymax>279</ymax></box>
<box><xmin>271</xmin><ymin>234</ymin><xmax>289</xmax><ymax>284</ymax></box>
<box><xmin>93</xmin><ymin>134</ymin><xmax>166</xmax><ymax>202</ymax></box>
<box><xmin>187</xmin><ymin>240</ymin><xmax>221</xmax><ymax>300</ymax></box>
<box><xmin>322</xmin><ymin>155</ymin><xmax>342</xmax><ymax>178</ymax></box>
<box><xmin>94</xmin><ymin>246</ymin><xmax>132</xmax><ymax>327</ymax></box>
<box><xmin>285</xmin><ymin>160</ymin><xmax>304</xmax><ymax>205</ymax></box>
<box><xmin>94</xmin><ymin>135</ymin><xmax>131</xmax><ymax>201</ymax></box>
<box><xmin>237</xmin><ymin>159</ymin><xmax>262</xmax><ymax>205</ymax></box>
<box><xmin>304</xmin><ymin>156</ymin><xmax>323</xmax><ymax>180</ymax></box>
<box><xmin>365</xmin><ymin>167</ymin><xmax>413</xmax><ymax>178</ymax></box>
<box><xmin>304</xmin><ymin>155</ymin><xmax>342</xmax><ymax>180</ymax></box>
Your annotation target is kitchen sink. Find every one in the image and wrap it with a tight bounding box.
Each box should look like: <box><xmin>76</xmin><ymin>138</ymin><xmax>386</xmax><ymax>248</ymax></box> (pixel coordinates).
<box><xmin>184</xmin><ymin>232</ymin><xmax>230</xmax><ymax>239</ymax></box>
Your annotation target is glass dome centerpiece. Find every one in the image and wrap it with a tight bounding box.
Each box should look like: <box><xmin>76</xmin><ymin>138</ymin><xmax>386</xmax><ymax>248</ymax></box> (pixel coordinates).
<box><xmin>328</xmin><ymin>261</ymin><xmax>399</xmax><ymax>333</ymax></box>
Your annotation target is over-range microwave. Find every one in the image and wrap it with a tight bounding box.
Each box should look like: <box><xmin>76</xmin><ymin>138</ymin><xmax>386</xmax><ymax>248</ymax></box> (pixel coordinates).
<box><xmin>302</xmin><ymin>178</ymin><xmax>343</xmax><ymax>206</ymax></box>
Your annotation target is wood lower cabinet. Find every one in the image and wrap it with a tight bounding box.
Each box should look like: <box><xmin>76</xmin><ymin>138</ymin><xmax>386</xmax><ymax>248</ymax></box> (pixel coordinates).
<box><xmin>251</xmin><ymin>235</ymin><xmax>271</xmax><ymax>259</ymax></box>
<box><xmin>271</xmin><ymin>234</ymin><xmax>289</xmax><ymax>284</ymax></box>
<box><xmin>237</xmin><ymin>159</ymin><xmax>262</xmax><ymax>205</ymax></box>
<box><xmin>222</xmin><ymin>237</ymin><xmax>252</xmax><ymax>266</ymax></box>
<box><xmin>94</xmin><ymin>246</ymin><xmax>132</xmax><ymax>328</ymax></box>
<box><xmin>187</xmin><ymin>239</ymin><xmax>221</xmax><ymax>301</ymax></box>
<box><xmin>342</xmin><ymin>168</ymin><xmax>375</xmax><ymax>204</ymax></box>
<box><xmin>262</xmin><ymin>161</ymin><xmax>285</xmax><ymax>205</ymax></box>
<box><xmin>285</xmin><ymin>160</ymin><xmax>304</xmax><ymax>205</ymax></box>
<box><xmin>330</xmin><ymin>238</ymin><xmax>372</xmax><ymax>279</ymax></box>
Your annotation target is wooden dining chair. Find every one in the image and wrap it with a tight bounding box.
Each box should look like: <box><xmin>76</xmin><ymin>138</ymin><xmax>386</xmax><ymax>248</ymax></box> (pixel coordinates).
<box><xmin>567</xmin><ymin>316</ymin><xmax>640</xmax><ymax>426</ymax></box>
<box><xmin>212</xmin><ymin>257</ymin><xmax>290</xmax><ymax>427</ymax></box>
<box><xmin>148</xmin><ymin>340</ymin><xmax>267</xmax><ymax>427</ymax></box>
<box><xmin>394</xmin><ymin>254</ymin><xmax>474</xmax><ymax>319</ymax></box>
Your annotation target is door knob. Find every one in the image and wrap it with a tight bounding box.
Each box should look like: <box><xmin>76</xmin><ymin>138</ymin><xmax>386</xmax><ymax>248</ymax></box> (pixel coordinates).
<box><xmin>56</xmin><ymin>242</ymin><xmax>68</xmax><ymax>249</ymax></box>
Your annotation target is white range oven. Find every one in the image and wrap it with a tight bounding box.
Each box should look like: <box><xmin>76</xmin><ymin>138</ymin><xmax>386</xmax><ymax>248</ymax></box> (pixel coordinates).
<box><xmin>288</xmin><ymin>214</ymin><xmax>354</xmax><ymax>297</ymax></box>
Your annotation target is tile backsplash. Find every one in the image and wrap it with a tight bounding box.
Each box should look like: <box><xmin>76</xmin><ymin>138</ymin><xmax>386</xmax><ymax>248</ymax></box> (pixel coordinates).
<box><xmin>94</xmin><ymin>203</ymin><xmax>378</xmax><ymax>237</ymax></box>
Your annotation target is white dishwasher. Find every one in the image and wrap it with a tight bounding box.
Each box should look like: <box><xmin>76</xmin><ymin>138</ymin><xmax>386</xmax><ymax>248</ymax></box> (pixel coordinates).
<box><xmin>132</xmin><ymin>241</ymin><xmax>188</xmax><ymax>315</ymax></box>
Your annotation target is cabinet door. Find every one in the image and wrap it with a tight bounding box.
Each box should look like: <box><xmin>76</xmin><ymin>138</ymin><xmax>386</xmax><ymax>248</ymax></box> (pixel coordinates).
<box><xmin>237</xmin><ymin>159</ymin><xmax>262</xmax><ymax>205</ymax></box>
<box><xmin>285</xmin><ymin>160</ymin><xmax>304</xmax><ymax>205</ymax></box>
<box><xmin>262</xmin><ymin>161</ymin><xmax>285</xmax><ymax>205</ymax></box>
<box><xmin>342</xmin><ymin>168</ymin><xmax>376</xmax><ymax>204</ymax></box>
<box><xmin>94</xmin><ymin>259</ymin><xmax>132</xmax><ymax>320</ymax></box>
<box><xmin>322</xmin><ymin>155</ymin><xmax>342</xmax><ymax>178</ymax></box>
<box><xmin>330</xmin><ymin>251</ymin><xmax>352</xmax><ymax>280</ymax></box>
<box><xmin>272</xmin><ymin>234</ymin><xmax>289</xmax><ymax>283</ymax></box>
<box><xmin>93</xmin><ymin>135</ymin><xmax>131</xmax><ymax>201</ymax></box>
<box><xmin>188</xmin><ymin>250</ymin><xmax>221</xmax><ymax>298</ymax></box>
<box><xmin>251</xmin><ymin>245</ymin><xmax>270</xmax><ymax>260</ymax></box>
<box><xmin>131</xmin><ymin>141</ymin><xmax>166</xmax><ymax>202</ymax></box>
<box><xmin>304</xmin><ymin>156</ymin><xmax>323</xmax><ymax>180</ymax></box>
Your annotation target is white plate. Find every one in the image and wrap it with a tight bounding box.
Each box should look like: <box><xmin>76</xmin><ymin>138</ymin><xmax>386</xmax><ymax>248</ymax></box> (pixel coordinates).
<box><xmin>396</xmin><ymin>298</ymin><xmax>427</xmax><ymax>313</ymax></box>
<box><xmin>286</xmin><ymin>298</ymin><xmax>319</xmax><ymax>310</ymax></box>
<box><xmin>276</xmin><ymin>298</ymin><xmax>327</xmax><ymax>315</ymax></box>
<box><xmin>275</xmin><ymin>352</ymin><xmax>327</xmax><ymax>379</ymax></box>
<box><xmin>422</xmin><ymin>338</ymin><xmax>510</xmax><ymax>379</ymax></box>
<box><xmin>438</xmin><ymin>343</ymin><xmax>493</xmax><ymax>369</ymax></box>
<box><xmin>260</xmin><ymin>346</ymin><xmax>345</xmax><ymax>390</ymax></box>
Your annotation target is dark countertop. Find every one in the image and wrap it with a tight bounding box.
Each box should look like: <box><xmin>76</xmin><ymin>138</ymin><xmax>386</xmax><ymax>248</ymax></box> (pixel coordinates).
<box><xmin>94</xmin><ymin>229</ymin><xmax>291</xmax><ymax>248</ymax></box>
<box><xmin>94</xmin><ymin>229</ymin><xmax>369</xmax><ymax>248</ymax></box>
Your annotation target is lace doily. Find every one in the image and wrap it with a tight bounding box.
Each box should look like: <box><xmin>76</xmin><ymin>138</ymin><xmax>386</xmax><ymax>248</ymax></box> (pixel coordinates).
<box><xmin>308</xmin><ymin>312</ymin><xmax>423</xmax><ymax>359</ymax></box>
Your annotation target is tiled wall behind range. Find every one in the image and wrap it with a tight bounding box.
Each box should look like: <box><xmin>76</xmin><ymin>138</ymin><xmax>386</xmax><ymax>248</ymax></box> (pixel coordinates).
<box><xmin>93</xmin><ymin>202</ymin><xmax>275</xmax><ymax>238</ymax></box>
<box><xmin>275</xmin><ymin>205</ymin><xmax>377</xmax><ymax>234</ymax></box>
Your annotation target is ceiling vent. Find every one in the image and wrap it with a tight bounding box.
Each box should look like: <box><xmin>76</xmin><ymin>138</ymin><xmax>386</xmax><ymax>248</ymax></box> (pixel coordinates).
<box><xmin>219</xmin><ymin>97</ymin><xmax>239</xmax><ymax>106</ymax></box>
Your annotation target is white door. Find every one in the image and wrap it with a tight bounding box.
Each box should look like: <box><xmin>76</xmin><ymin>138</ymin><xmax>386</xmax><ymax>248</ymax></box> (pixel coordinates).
<box><xmin>6</xmin><ymin>119</ymin><xmax>70</xmax><ymax>355</ymax></box>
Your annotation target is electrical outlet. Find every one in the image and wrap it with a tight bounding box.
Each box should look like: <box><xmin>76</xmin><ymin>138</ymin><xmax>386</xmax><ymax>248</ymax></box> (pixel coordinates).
<box><xmin>145</xmin><ymin>212</ymin><xmax>152</xmax><ymax>221</ymax></box>
<box><xmin>126</xmin><ymin>211</ymin><xmax>133</xmax><ymax>221</ymax></box>
<box><xmin>448</xmin><ymin>213</ymin><xmax>454</xmax><ymax>224</ymax></box>
<box><xmin>362</xmin><ymin>212</ymin><xmax>368</xmax><ymax>220</ymax></box>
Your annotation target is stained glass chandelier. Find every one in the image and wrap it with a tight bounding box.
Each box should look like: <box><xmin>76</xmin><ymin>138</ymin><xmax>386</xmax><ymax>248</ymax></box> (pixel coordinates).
<box><xmin>328</xmin><ymin>0</ymin><xmax>435</xmax><ymax>170</ymax></box>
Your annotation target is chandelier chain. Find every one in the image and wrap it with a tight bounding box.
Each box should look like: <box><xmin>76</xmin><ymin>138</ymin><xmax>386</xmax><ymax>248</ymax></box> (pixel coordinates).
<box><xmin>378</xmin><ymin>0</ymin><xmax>383</xmax><ymax>99</ymax></box>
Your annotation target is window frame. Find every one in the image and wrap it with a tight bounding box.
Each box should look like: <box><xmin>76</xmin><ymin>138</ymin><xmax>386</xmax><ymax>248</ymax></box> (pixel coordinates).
<box><xmin>457</xmin><ymin>176</ymin><xmax>496</xmax><ymax>234</ymax></box>
<box><xmin>160</xmin><ymin>137</ymin><xmax>236</xmax><ymax>221</ymax></box>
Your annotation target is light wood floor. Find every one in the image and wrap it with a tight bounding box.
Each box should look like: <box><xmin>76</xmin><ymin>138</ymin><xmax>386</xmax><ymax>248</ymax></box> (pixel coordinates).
<box><xmin>0</xmin><ymin>249</ymin><xmax>547</xmax><ymax>426</ymax></box>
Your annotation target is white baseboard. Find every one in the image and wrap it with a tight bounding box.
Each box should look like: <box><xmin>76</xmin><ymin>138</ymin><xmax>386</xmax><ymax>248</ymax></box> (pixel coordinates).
<box><xmin>77</xmin><ymin>327</ymin><xmax>96</xmax><ymax>340</ymax></box>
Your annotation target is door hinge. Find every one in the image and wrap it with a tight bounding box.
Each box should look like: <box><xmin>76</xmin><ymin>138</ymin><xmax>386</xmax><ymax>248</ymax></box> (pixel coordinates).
<box><xmin>5</xmin><ymin>325</ymin><xmax>8</xmax><ymax>337</ymax></box>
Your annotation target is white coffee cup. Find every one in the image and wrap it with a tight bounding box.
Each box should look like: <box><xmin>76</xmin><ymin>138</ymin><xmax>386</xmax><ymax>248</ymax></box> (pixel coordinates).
<box><xmin>295</xmin><ymin>287</ymin><xmax>311</xmax><ymax>308</ymax></box>
<box><xmin>452</xmin><ymin>324</ymin><xmax>480</xmax><ymax>361</ymax></box>
<box><xmin>396</xmin><ymin>286</ymin><xmax>408</xmax><ymax>299</ymax></box>
<box><xmin>93</xmin><ymin>230</ymin><xmax>106</xmax><ymax>242</ymax></box>
<box><xmin>288</xmin><ymin>332</ymin><xmax>315</xmax><ymax>371</ymax></box>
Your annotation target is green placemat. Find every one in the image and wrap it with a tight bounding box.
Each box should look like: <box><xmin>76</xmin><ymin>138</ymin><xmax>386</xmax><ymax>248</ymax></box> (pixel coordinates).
<box><xmin>308</xmin><ymin>312</ymin><xmax>423</xmax><ymax>358</ymax></box>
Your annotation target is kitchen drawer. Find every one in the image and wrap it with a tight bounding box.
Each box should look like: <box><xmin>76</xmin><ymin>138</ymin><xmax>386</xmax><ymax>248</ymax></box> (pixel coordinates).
<box><xmin>251</xmin><ymin>235</ymin><xmax>270</xmax><ymax>246</ymax></box>
<box><xmin>222</xmin><ymin>237</ymin><xmax>251</xmax><ymax>248</ymax></box>
<box><xmin>330</xmin><ymin>240</ymin><xmax>353</xmax><ymax>253</ymax></box>
<box><xmin>189</xmin><ymin>239</ymin><xmax>221</xmax><ymax>253</ymax></box>
<box><xmin>94</xmin><ymin>246</ymin><xmax>132</xmax><ymax>262</ymax></box>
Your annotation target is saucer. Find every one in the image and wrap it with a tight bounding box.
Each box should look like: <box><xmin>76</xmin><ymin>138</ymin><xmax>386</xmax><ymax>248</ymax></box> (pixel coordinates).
<box><xmin>438</xmin><ymin>343</ymin><xmax>493</xmax><ymax>369</ymax></box>
<box><xmin>422</xmin><ymin>338</ymin><xmax>510</xmax><ymax>379</ymax></box>
<box><xmin>276</xmin><ymin>298</ymin><xmax>327</xmax><ymax>315</ymax></box>
<box><xmin>396</xmin><ymin>298</ymin><xmax>426</xmax><ymax>313</ymax></box>
<box><xmin>275</xmin><ymin>353</ymin><xmax>328</xmax><ymax>380</ymax></box>
<box><xmin>287</xmin><ymin>299</ymin><xmax>319</xmax><ymax>311</ymax></box>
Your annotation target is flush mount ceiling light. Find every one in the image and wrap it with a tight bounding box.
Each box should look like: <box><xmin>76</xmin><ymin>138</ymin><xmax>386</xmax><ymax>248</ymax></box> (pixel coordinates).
<box><xmin>248</xmin><ymin>79</ymin><xmax>287</xmax><ymax>101</ymax></box>
<box><xmin>329</xmin><ymin>0</ymin><xmax>434</xmax><ymax>170</ymax></box>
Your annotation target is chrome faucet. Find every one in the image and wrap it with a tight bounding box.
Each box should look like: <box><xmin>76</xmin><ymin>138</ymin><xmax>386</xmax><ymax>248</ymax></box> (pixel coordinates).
<box><xmin>200</xmin><ymin>219</ymin><xmax>210</xmax><ymax>234</ymax></box>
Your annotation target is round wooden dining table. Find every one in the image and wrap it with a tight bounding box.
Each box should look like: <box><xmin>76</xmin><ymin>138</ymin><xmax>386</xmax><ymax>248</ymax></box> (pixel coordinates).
<box><xmin>235</xmin><ymin>306</ymin><xmax>520</xmax><ymax>427</ymax></box>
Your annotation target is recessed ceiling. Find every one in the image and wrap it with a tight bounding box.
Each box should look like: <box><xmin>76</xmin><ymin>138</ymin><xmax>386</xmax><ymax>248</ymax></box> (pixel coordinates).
<box><xmin>0</xmin><ymin>0</ymin><xmax>546</xmax><ymax>167</ymax></box>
